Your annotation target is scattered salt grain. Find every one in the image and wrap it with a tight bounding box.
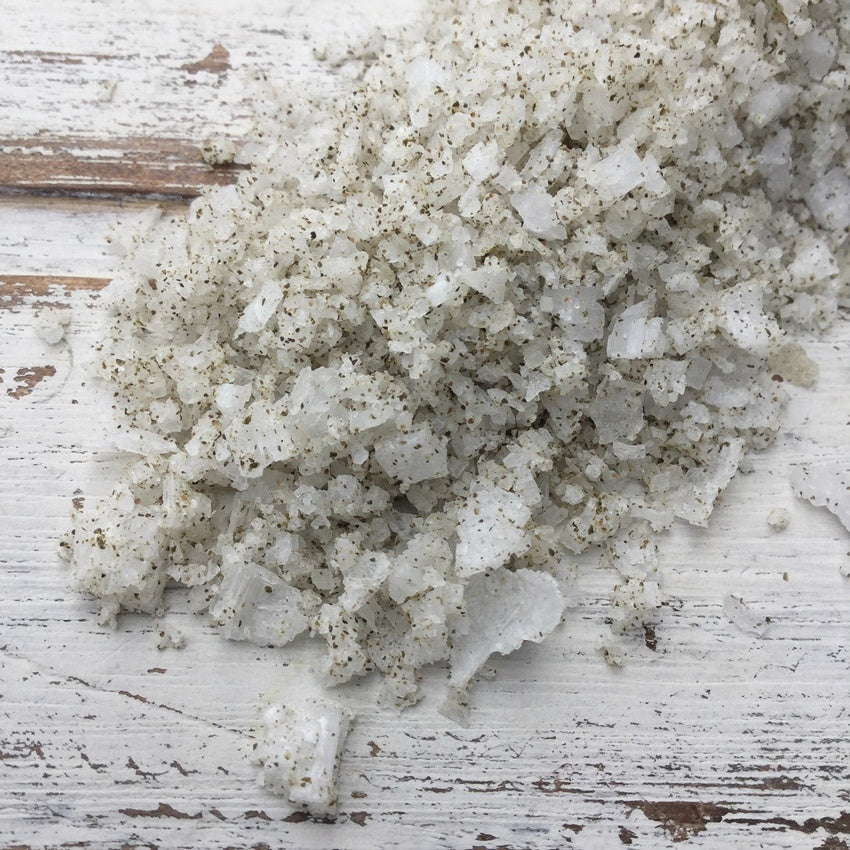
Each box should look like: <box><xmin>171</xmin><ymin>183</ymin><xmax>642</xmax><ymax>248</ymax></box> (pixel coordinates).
<box><xmin>33</xmin><ymin>307</ymin><xmax>71</xmax><ymax>345</ymax></box>
<box><xmin>723</xmin><ymin>595</ymin><xmax>771</xmax><ymax>637</ymax></box>
<box><xmin>766</xmin><ymin>508</ymin><xmax>790</xmax><ymax>531</ymax></box>
<box><xmin>255</xmin><ymin>699</ymin><xmax>352</xmax><ymax>816</ymax></box>
<box><xmin>201</xmin><ymin>135</ymin><xmax>236</xmax><ymax>166</ymax></box>
<box><xmin>155</xmin><ymin>624</ymin><xmax>186</xmax><ymax>650</ymax></box>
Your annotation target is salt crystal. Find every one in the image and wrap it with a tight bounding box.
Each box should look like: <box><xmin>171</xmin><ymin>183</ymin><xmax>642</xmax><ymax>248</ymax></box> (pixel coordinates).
<box><xmin>256</xmin><ymin>699</ymin><xmax>353</xmax><ymax>816</ymax></box>
<box><xmin>791</xmin><ymin>463</ymin><xmax>850</xmax><ymax>533</ymax></box>
<box><xmin>448</xmin><ymin>568</ymin><xmax>565</xmax><ymax>688</ymax></box>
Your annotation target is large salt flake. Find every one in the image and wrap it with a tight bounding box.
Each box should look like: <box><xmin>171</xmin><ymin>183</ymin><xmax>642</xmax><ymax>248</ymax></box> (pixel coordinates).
<box><xmin>606</xmin><ymin>301</ymin><xmax>667</xmax><ymax>359</ymax></box>
<box><xmin>209</xmin><ymin>563</ymin><xmax>312</xmax><ymax>646</ymax></box>
<box><xmin>374</xmin><ymin>423</ymin><xmax>448</xmax><ymax>489</ymax></box>
<box><xmin>806</xmin><ymin>168</ymin><xmax>850</xmax><ymax>231</ymax></box>
<box><xmin>582</xmin><ymin>147</ymin><xmax>645</xmax><ymax>203</ymax></box>
<box><xmin>448</xmin><ymin>568</ymin><xmax>565</xmax><ymax>687</ymax></box>
<box><xmin>510</xmin><ymin>186</ymin><xmax>566</xmax><ymax>240</ymax></box>
<box><xmin>716</xmin><ymin>283</ymin><xmax>780</xmax><ymax>354</ymax></box>
<box><xmin>791</xmin><ymin>463</ymin><xmax>850</xmax><ymax>533</ymax></box>
<box><xmin>462</xmin><ymin>139</ymin><xmax>500</xmax><ymax>182</ymax></box>
<box><xmin>235</xmin><ymin>279</ymin><xmax>284</xmax><ymax>336</ymax></box>
<box><xmin>455</xmin><ymin>483</ymin><xmax>532</xmax><ymax>576</ymax></box>
<box><xmin>256</xmin><ymin>699</ymin><xmax>353</xmax><ymax>816</ymax></box>
<box><xmin>673</xmin><ymin>439</ymin><xmax>744</xmax><ymax>526</ymax></box>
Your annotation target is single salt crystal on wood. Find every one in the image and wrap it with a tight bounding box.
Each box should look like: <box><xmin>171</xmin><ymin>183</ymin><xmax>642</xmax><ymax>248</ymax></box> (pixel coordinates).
<box><xmin>255</xmin><ymin>699</ymin><xmax>353</xmax><ymax>816</ymax></box>
<box><xmin>791</xmin><ymin>463</ymin><xmax>850</xmax><ymax>533</ymax></box>
<box><xmin>723</xmin><ymin>594</ymin><xmax>771</xmax><ymax>637</ymax></box>
<box><xmin>766</xmin><ymin>507</ymin><xmax>790</xmax><ymax>530</ymax></box>
<box><xmin>33</xmin><ymin>307</ymin><xmax>71</xmax><ymax>345</ymax></box>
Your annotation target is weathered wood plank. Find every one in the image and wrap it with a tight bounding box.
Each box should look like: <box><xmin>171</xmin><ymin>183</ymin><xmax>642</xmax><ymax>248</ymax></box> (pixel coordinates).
<box><xmin>0</xmin><ymin>0</ymin><xmax>421</xmax><ymax>202</ymax></box>
<box><xmin>0</xmin><ymin>136</ymin><xmax>243</xmax><ymax>199</ymax></box>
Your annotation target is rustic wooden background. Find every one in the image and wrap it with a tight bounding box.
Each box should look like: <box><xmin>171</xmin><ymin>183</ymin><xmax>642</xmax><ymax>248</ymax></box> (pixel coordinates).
<box><xmin>2</xmin><ymin>1</ymin><xmax>849</xmax><ymax>848</ymax></box>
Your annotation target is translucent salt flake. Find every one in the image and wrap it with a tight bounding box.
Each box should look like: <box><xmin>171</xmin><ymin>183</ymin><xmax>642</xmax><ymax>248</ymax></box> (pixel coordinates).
<box><xmin>788</xmin><ymin>238</ymin><xmax>839</xmax><ymax>284</ymax></box>
<box><xmin>111</xmin><ymin>428</ymin><xmax>177</xmax><ymax>456</ymax></box>
<box><xmin>606</xmin><ymin>527</ymin><xmax>662</xmax><ymax>633</ymax></box>
<box><xmin>806</xmin><ymin>169</ymin><xmax>850</xmax><ymax>231</ymax></box>
<box><xmin>374</xmin><ymin>424</ymin><xmax>448</xmax><ymax>489</ymax></box>
<box><xmin>766</xmin><ymin>507</ymin><xmax>790</xmax><ymax>530</ymax></box>
<box><xmin>336</xmin><ymin>549</ymin><xmax>391</xmax><ymax>612</ymax></box>
<box><xmin>405</xmin><ymin>56</ymin><xmax>447</xmax><ymax>105</ymax></box>
<box><xmin>550</xmin><ymin>284</ymin><xmax>605</xmax><ymax>342</ymax></box>
<box><xmin>448</xmin><ymin>568</ymin><xmax>565</xmax><ymax>687</ymax></box>
<box><xmin>673</xmin><ymin>439</ymin><xmax>744</xmax><ymax>527</ymax></box>
<box><xmin>455</xmin><ymin>482</ymin><xmax>532</xmax><ymax>577</ymax></box>
<box><xmin>791</xmin><ymin>463</ymin><xmax>850</xmax><ymax>533</ymax></box>
<box><xmin>214</xmin><ymin>382</ymin><xmax>253</xmax><ymax>418</ymax></box>
<box><xmin>606</xmin><ymin>301</ymin><xmax>667</xmax><ymax>359</ymax></box>
<box><xmin>588</xmin><ymin>377</ymin><xmax>644</xmax><ymax>444</ymax></box>
<box><xmin>464</xmin><ymin>258</ymin><xmax>509</xmax><ymax>303</ymax></box>
<box><xmin>424</xmin><ymin>273</ymin><xmax>459</xmax><ymax>306</ymax></box>
<box><xmin>236</xmin><ymin>279</ymin><xmax>284</xmax><ymax>336</ymax></box>
<box><xmin>723</xmin><ymin>594</ymin><xmax>770</xmax><ymax>637</ymax></box>
<box><xmin>462</xmin><ymin>139</ymin><xmax>500</xmax><ymax>182</ymax></box>
<box><xmin>716</xmin><ymin>283</ymin><xmax>779</xmax><ymax>354</ymax></box>
<box><xmin>33</xmin><ymin>307</ymin><xmax>71</xmax><ymax>345</ymax></box>
<box><xmin>767</xmin><ymin>342</ymin><xmax>819</xmax><ymax>388</ymax></box>
<box><xmin>387</xmin><ymin>531</ymin><xmax>452</xmax><ymax>604</ymax></box>
<box><xmin>582</xmin><ymin>147</ymin><xmax>645</xmax><ymax>203</ymax></box>
<box><xmin>510</xmin><ymin>187</ymin><xmax>566</xmax><ymax>240</ymax></box>
<box><xmin>747</xmin><ymin>82</ymin><xmax>798</xmax><ymax>128</ymax></box>
<box><xmin>209</xmin><ymin>563</ymin><xmax>312</xmax><ymax>646</ymax></box>
<box><xmin>798</xmin><ymin>30</ymin><xmax>836</xmax><ymax>79</ymax></box>
<box><xmin>256</xmin><ymin>699</ymin><xmax>353</xmax><ymax>816</ymax></box>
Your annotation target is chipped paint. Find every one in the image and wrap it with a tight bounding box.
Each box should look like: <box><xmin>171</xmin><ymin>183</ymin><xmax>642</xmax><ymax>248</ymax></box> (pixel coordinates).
<box><xmin>181</xmin><ymin>44</ymin><xmax>231</xmax><ymax>75</ymax></box>
<box><xmin>6</xmin><ymin>364</ymin><xmax>56</xmax><ymax>398</ymax></box>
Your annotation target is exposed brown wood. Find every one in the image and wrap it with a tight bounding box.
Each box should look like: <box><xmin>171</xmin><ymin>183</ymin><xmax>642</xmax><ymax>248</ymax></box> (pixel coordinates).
<box><xmin>0</xmin><ymin>274</ymin><xmax>109</xmax><ymax>307</ymax></box>
<box><xmin>6</xmin><ymin>365</ymin><xmax>57</xmax><ymax>399</ymax></box>
<box><xmin>0</xmin><ymin>136</ymin><xmax>244</xmax><ymax>200</ymax></box>
<box><xmin>181</xmin><ymin>45</ymin><xmax>231</xmax><ymax>75</ymax></box>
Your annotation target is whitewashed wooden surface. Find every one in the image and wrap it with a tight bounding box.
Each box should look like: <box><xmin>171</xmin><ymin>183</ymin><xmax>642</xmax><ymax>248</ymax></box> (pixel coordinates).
<box><xmin>2</xmin><ymin>2</ymin><xmax>850</xmax><ymax>848</ymax></box>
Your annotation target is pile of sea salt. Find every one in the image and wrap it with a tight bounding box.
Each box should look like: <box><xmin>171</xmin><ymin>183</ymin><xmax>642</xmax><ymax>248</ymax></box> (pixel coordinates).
<box><xmin>63</xmin><ymin>0</ymin><xmax>849</xmax><ymax>815</ymax></box>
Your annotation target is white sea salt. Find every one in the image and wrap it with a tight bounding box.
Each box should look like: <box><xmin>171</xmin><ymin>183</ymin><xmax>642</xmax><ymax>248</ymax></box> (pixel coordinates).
<box><xmin>791</xmin><ymin>464</ymin><xmax>850</xmax><ymax>533</ymax></box>
<box><xmin>63</xmin><ymin>0</ymin><xmax>850</xmax><ymax>813</ymax></box>
<box><xmin>33</xmin><ymin>307</ymin><xmax>71</xmax><ymax>345</ymax></box>
<box><xmin>256</xmin><ymin>700</ymin><xmax>352</xmax><ymax>815</ymax></box>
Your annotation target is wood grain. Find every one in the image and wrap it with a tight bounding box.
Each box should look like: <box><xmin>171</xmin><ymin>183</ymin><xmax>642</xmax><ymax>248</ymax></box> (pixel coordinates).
<box><xmin>1</xmin><ymin>1</ymin><xmax>849</xmax><ymax>848</ymax></box>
